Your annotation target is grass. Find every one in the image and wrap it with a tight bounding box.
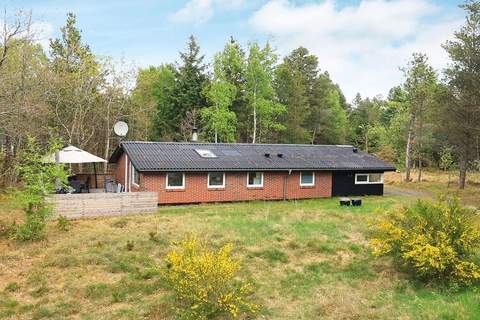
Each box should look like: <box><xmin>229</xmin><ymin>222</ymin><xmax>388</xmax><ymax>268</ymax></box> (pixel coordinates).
<box><xmin>0</xmin><ymin>194</ymin><xmax>479</xmax><ymax>319</ymax></box>
<box><xmin>385</xmin><ymin>169</ymin><xmax>480</xmax><ymax>208</ymax></box>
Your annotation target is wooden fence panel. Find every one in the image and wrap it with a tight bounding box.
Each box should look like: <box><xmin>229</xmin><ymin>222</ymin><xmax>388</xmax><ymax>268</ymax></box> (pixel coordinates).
<box><xmin>49</xmin><ymin>192</ymin><xmax>158</xmax><ymax>219</ymax></box>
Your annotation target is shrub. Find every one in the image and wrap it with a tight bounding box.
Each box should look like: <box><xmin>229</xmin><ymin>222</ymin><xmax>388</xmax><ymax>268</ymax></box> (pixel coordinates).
<box><xmin>56</xmin><ymin>215</ymin><xmax>70</xmax><ymax>231</ymax></box>
<box><xmin>4</xmin><ymin>282</ymin><xmax>20</xmax><ymax>292</ymax></box>
<box><xmin>12</xmin><ymin>136</ymin><xmax>68</xmax><ymax>241</ymax></box>
<box><xmin>370</xmin><ymin>197</ymin><xmax>480</xmax><ymax>286</ymax></box>
<box><xmin>164</xmin><ymin>237</ymin><xmax>258</xmax><ymax>319</ymax></box>
<box><xmin>14</xmin><ymin>210</ymin><xmax>49</xmax><ymax>241</ymax></box>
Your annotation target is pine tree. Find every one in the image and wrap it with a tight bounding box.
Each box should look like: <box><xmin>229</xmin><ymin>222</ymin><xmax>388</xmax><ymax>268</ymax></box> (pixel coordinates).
<box><xmin>275</xmin><ymin>47</ymin><xmax>318</xmax><ymax>143</ymax></box>
<box><xmin>172</xmin><ymin>35</ymin><xmax>208</xmax><ymax>138</ymax></box>
<box><xmin>441</xmin><ymin>0</ymin><xmax>480</xmax><ymax>189</ymax></box>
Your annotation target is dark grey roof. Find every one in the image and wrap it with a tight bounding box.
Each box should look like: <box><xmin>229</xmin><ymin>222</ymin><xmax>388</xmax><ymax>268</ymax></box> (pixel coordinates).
<box><xmin>109</xmin><ymin>141</ymin><xmax>396</xmax><ymax>172</ymax></box>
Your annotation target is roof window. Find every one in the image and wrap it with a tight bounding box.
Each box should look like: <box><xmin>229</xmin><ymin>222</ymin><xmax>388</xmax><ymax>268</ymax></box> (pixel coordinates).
<box><xmin>195</xmin><ymin>149</ymin><xmax>217</xmax><ymax>158</ymax></box>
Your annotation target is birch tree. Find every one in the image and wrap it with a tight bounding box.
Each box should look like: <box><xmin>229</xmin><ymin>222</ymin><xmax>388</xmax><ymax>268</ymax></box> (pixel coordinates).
<box><xmin>245</xmin><ymin>42</ymin><xmax>285</xmax><ymax>143</ymax></box>
<box><xmin>401</xmin><ymin>53</ymin><xmax>436</xmax><ymax>182</ymax></box>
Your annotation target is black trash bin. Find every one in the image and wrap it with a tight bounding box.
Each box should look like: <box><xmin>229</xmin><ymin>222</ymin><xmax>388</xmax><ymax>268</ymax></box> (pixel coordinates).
<box><xmin>352</xmin><ymin>198</ymin><xmax>362</xmax><ymax>206</ymax></box>
<box><xmin>339</xmin><ymin>197</ymin><xmax>351</xmax><ymax>206</ymax></box>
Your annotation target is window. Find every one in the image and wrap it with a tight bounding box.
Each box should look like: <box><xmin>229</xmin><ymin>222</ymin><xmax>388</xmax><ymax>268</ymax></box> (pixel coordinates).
<box><xmin>300</xmin><ymin>171</ymin><xmax>315</xmax><ymax>186</ymax></box>
<box><xmin>208</xmin><ymin>172</ymin><xmax>225</xmax><ymax>188</ymax></box>
<box><xmin>355</xmin><ymin>173</ymin><xmax>384</xmax><ymax>184</ymax></box>
<box><xmin>195</xmin><ymin>149</ymin><xmax>217</xmax><ymax>158</ymax></box>
<box><xmin>131</xmin><ymin>163</ymin><xmax>140</xmax><ymax>186</ymax></box>
<box><xmin>247</xmin><ymin>172</ymin><xmax>263</xmax><ymax>187</ymax></box>
<box><xmin>166</xmin><ymin>172</ymin><xmax>185</xmax><ymax>189</ymax></box>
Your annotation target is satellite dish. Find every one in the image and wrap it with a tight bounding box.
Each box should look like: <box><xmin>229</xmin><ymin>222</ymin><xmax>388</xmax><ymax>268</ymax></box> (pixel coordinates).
<box><xmin>113</xmin><ymin>121</ymin><xmax>129</xmax><ymax>137</ymax></box>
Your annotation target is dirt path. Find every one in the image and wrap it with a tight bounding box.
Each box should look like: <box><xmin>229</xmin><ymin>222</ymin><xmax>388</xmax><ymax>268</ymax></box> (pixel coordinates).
<box><xmin>384</xmin><ymin>185</ymin><xmax>434</xmax><ymax>198</ymax></box>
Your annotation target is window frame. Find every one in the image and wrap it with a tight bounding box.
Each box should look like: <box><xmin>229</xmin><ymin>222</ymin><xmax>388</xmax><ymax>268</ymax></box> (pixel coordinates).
<box><xmin>247</xmin><ymin>172</ymin><xmax>264</xmax><ymax>188</ymax></box>
<box><xmin>166</xmin><ymin>172</ymin><xmax>186</xmax><ymax>190</ymax></box>
<box><xmin>131</xmin><ymin>162</ymin><xmax>140</xmax><ymax>186</ymax></box>
<box><xmin>195</xmin><ymin>149</ymin><xmax>217</xmax><ymax>158</ymax></box>
<box><xmin>300</xmin><ymin>171</ymin><xmax>315</xmax><ymax>187</ymax></box>
<box><xmin>207</xmin><ymin>172</ymin><xmax>225</xmax><ymax>189</ymax></box>
<box><xmin>354</xmin><ymin>173</ymin><xmax>384</xmax><ymax>185</ymax></box>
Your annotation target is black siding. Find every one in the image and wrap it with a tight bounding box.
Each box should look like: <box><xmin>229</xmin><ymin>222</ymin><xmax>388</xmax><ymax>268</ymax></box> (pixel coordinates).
<box><xmin>332</xmin><ymin>171</ymin><xmax>384</xmax><ymax>196</ymax></box>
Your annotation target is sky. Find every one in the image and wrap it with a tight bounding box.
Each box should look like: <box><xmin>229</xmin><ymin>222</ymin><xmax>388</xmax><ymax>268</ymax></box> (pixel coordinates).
<box><xmin>4</xmin><ymin>0</ymin><xmax>466</xmax><ymax>101</ymax></box>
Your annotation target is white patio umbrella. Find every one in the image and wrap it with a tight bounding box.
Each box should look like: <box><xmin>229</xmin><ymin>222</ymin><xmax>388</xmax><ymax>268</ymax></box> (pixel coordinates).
<box><xmin>47</xmin><ymin>146</ymin><xmax>108</xmax><ymax>189</ymax></box>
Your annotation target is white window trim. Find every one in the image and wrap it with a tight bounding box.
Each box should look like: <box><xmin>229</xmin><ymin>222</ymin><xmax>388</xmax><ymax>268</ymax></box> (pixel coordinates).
<box><xmin>208</xmin><ymin>172</ymin><xmax>225</xmax><ymax>189</ymax></box>
<box><xmin>355</xmin><ymin>173</ymin><xmax>384</xmax><ymax>184</ymax></box>
<box><xmin>131</xmin><ymin>163</ymin><xmax>139</xmax><ymax>187</ymax></box>
<box><xmin>195</xmin><ymin>149</ymin><xmax>217</xmax><ymax>158</ymax></box>
<box><xmin>166</xmin><ymin>172</ymin><xmax>185</xmax><ymax>189</ymax></box>
<box><xmin>300</xmin><ymin>171</ymin><xmax>315</xmax><ymax>187</ymax></box>
<box><xmin>247</xmin><ymin>172</ymin><xmax>264</xmax><ymax>187</ymax></box>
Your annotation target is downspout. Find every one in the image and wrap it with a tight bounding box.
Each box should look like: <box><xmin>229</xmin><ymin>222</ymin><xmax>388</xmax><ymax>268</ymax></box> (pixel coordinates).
<box><xmin>124</xmin><ymin>153</ymin><xmax>129</xmax><ymax>192</ymax></box>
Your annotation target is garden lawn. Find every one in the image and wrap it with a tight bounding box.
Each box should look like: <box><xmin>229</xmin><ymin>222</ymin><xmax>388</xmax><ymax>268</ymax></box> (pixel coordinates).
<box><xmin>1</xmin><ymin>196</ymin><xmax>479</xmax><ymax>319</ymax></box>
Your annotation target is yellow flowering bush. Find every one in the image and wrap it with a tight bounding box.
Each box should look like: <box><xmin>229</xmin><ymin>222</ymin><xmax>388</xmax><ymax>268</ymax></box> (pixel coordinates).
<box><xmin>164</xmin><ymin>237</ymin><xmax>258</xmax><ymax>319</ymax></box>
<box><xmin>370</xmin><ymin>197</ymin><xmax>480</xmax><ymax>286</ymax></box>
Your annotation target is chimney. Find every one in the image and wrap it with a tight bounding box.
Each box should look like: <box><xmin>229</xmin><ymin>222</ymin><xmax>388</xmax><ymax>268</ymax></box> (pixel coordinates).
<box><xmin>191</xmin><ymin>127</ymin><xmax>198</xmax><ymax>142</ymax></box>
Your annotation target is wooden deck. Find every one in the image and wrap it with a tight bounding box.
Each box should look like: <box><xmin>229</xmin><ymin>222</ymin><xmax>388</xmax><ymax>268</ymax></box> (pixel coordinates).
<box><xmin>49</xmin><ymin>192</ymin><xmax>158</xmax><ymax>219</ymax></box>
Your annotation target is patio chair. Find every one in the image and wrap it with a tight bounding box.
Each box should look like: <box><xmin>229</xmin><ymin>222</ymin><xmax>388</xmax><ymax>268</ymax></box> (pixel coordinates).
<box><xmin>69</xmin><ymin>180</ymin><xmax>82</xmax><ymax>193</ymax></box>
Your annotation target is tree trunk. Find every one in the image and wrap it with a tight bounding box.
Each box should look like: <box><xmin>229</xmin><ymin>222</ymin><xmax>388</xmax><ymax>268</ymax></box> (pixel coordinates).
<box><xmin>417</xmin><ymin>157</ymin><xmax>422</xmax><ymax>182</ymax></box>
<box><xmin>405</xmin><ymin>129</ymin><xmax>413</xmax><ymax>182</ymax></box>
<box><xmin>104</xmin><ymin>103</ymin><xmax>110</xmax><ymax>173</ymax></box>
<box><xmin>365</xmin><ymin>130</ymin><xmax>368</xmax><ymax>153</ymax></box>
<box><xmin>405</xmin><ymin>112</ymin><xmax>416</xmax><ymax>182</ymax></box>
<box><xmin>1</xmin><ymin>135</ymin><xmax>12</xmax><ymax>186</ymax></box>
<box><xmin>252</xmin><ymin>89</ymin><xmax>257</xmax><ymax>144</ymax></box>
<box><xmin>458</xmin><ymin>152</ymin><xmax>467</xmax><ymax>189</ymax></box>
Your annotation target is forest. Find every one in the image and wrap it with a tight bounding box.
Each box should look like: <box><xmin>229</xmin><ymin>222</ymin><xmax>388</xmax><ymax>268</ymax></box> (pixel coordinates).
<box><xmin>1</xmin><ymin>2</ymin><xmax>480</xmax><ymax>189</ymax></box>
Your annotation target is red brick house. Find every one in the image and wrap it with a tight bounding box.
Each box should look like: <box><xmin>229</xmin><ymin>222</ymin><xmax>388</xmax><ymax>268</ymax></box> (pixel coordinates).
<box><xmin>109</xmin><ymin>141</ymin><xmax>395</xmax><ymax>205</ymax></box>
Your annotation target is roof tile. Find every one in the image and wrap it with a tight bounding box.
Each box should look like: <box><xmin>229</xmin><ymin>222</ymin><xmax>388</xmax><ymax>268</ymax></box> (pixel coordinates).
<box><xmin>110</xmin><ymin>141</ymin><xmax>396</xmax><ymax>172</ymax></box>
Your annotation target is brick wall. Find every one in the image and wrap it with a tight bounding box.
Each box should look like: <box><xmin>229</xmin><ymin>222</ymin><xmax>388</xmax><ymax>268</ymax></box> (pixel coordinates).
<box><xmin>114</xmin><ymin>153</ymin><xmax>332</xmax><ymax>204</ymax></box>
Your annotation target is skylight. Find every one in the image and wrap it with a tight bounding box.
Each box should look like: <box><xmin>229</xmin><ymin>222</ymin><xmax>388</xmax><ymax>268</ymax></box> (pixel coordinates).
<box><xmin>195</xmin><ymin>149</ymin><xmax>217</xmax><ymax>158</ymax></box>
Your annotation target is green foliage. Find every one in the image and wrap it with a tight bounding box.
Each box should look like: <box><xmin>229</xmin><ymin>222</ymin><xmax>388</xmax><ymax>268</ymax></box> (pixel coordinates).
<box><xmin>164</xmin><ymin>237</ymin><xmax>258</xmax><ymax>319</ymax></box>
<box><xmin>4</xmin><ymin>282</ymin><xmax>20</xmax><ymax>293</ymax></box>
<box><xmin>275</xmin><ymin>47</ymin><xmax>316</xmax><ymax>143</ymax></box>
<box><xmin>309</xmin><ymin>73</ymin><xmax>349</xmax><ymax>144</ymax></box>
<box><xmin>370</xmin><ymin>197</ymin><xmax>480</xmax><ymax>286</ymax></box>
<box><xmin>254</xmin><ymin>248</ymin><xmax>289</xmax><ymax>263</ymax></box>
<box><xmin>216</xmin><ymin>38</ymin><xmax>248</xmax><ymax>141</ymax></box>
<box><xmin>130</xmin><ymin>65</ymin><xmax>174</xmax><ymax>140</ymax></box>
<box><xmin>201</xmin><ymin>53</ymin><xmax>238</xmax><ymax>142</ymax></box>
<box><xmin>440</xmin><ymin>1</ymin><xmax>480</xmax><ymax>188</ymax></box>
<box><xmin>49</xmin><ymin>12</ymin><xmax>98</xmax><ymax>75</ymax></box>
<box><xmin>56</xmin><ymin>215</ymin><xmax>70</xmax><ymax>232</ymax></box>
<box><xmin>173</xmin><ymin>36</ymin><xmax>208</xmax><ymax>125</ymax></box>
<box><xmin>246</xmin><ymin>42</ymin><xmax>286</xmax><ymax>143</ymax></box>
<box><xmin>440</xmin><ymin>146</ymin><xmax>455</xmax><ymax>172</ymax></box>
<box><xmin>12</xmin><ymin>136</ymin><xmax>68</xmax><ymax>241</ymax></box>
<box><xmin>14</xmin><ymin>212</ymin><xmax>48</xmax><ymax>242</ymax></box>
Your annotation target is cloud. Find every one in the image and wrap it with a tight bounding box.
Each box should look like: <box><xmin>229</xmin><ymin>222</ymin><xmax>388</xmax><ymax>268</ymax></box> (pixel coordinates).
<box><xmin>31</xmin><ymin>21</ymin><xmax>54</xmax><ymax>50</ymax></box>
<box><xmin>170</xmin><ymin>0</ymin><xmax>245</xmax><ymax>24</ymax></box>
<box><xmin>250</xmin><ymin>0</ymin><xmax>463</xmax><ymax>100</ymax></box>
